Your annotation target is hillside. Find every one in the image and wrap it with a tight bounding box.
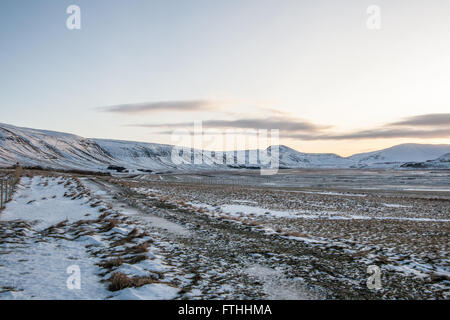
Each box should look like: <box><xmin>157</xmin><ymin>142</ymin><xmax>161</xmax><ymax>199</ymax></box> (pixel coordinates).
<box><xmin>401</xmin><ymin>152</ymin><xmax>450</xmax><ymax>169</ymax></box>
<box><xmin>348</xmin><ymin>144</ymin><xmax>450</xmax><ymax>168</ymax></box>
<box><xmin>1</xmin><ymin>123</ymin><xmax>449</xmax><ymax>172</ymax></box>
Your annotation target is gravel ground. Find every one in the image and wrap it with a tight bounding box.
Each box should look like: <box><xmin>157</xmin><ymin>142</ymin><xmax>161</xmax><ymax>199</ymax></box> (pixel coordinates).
<box><xmin>1</xmin><ymin>169</ymin><xmax>448</xmax><ymax>299</ymax></box>
<box><xmin>91</xmin><ymin>170</ymin><xmax>449</xmax><ymax>299</ymax></box>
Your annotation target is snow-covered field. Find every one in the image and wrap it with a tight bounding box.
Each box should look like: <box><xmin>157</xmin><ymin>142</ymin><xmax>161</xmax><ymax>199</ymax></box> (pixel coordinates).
<box><xmin>0</xmin><ymin>175</ymin><xmax>180</xmax><ymax>300</ymax></box>
<box><xmin>0</xmin><ymin>177</ymin><xmax>106</xmax><ymax>299</ymax></box>
<box><xmin>1</xmin><ymin>169</ymin><xmax>449</xmax><ymax>300</ymax></box>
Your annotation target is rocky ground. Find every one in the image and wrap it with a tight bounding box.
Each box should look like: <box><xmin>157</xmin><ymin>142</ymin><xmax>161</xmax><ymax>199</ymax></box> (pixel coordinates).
<box><xmin>0</xmin><ymin>169</ymin><xmax>449</xmax><ymax>299</ymax></box>
<box><xmin>98</xmin><ymin>172</ymin><xmax>450</xmax><ymax>299</ymax></box>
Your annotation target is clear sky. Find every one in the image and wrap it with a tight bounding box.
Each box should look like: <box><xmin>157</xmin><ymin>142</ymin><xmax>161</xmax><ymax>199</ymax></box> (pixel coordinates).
<box><xmin>1</xmin><ymin>0</ymin><xmax>449</xmax><ymax>156</ymax></box>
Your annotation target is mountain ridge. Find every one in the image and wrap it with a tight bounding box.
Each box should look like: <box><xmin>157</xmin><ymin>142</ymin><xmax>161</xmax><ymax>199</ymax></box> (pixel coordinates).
<box><xmin>1</xmin><ymin>123</ymin><xmax>449</xmax><ymax>172</ymax></box>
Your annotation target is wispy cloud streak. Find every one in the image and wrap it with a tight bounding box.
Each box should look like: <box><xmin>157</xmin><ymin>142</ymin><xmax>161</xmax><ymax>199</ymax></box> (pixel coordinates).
<box><xmin>100</xmin><ymin>100</ymin><xmax>218</xmax><ymax>114</ymax></box>
<box><xmin>286</xmin><ymin>128</ymin><xmax>450</xmax><ymax>140</ymax></box>
<box><xmin>388</xmin><ymin>113</ymin><xmax>450</xmax><ymax>127</ymax></box>
<box><xmin>131</xmin><ymin>117</ymin><xmax>327</xmax><ymax>132</ymax></box>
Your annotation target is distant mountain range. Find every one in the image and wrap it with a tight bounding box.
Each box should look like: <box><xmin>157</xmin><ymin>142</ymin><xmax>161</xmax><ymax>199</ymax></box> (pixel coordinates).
<box><xmin>1</xmin><ymin>123</ymin><xmax>449</xmax><ymax>172</ymax></box>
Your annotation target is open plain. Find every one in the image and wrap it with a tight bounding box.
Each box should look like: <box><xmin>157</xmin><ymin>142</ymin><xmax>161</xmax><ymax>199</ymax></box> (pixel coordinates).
<box><xmin>0</xmin><ymin>168</ymin><xmax>448</xmax><ymax>299</ymax></box>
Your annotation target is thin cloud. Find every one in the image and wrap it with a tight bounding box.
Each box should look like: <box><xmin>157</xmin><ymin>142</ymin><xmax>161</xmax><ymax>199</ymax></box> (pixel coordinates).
<box><xmin>285</xmin><ymin>128</ymin><xmax>450</xmax><ymax>140</ymax></box>
<box><xmin>154</xmin><ymin>130</ymin><xmax>261</xmax><ymax>136</ymax></box>
<box><xmin>99</xmin><ymin>100</ymin><xmax>219</xmax><ymax>114</ymax></box>
<box><xmin>131</xmin><ymin>116</ymin><xmax>329</xmax><ymax>132</ymax></box>
<box><xmin>388</xmin><ymin>113</ymin><xmax>450</xmax><ymax>127</ymax></box>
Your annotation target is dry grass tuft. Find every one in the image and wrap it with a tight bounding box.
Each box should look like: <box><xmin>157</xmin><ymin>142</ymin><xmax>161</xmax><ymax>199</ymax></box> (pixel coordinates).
<box><xmin>126</xmin><ymin>254</ymin><xmax>148</xmax><ymax>264</ymax></box>
<box><xmin>127</xmin><ymin>242</ymin><xmax>149</xmax><ymax>254</ymax></box>
<box><xmin>128</xmin><ymin>228</ymin><xmax>139</xmax><ymax>237</ymax></box>
<box><xmin>110</xmin><ymin>228</ymin><xmax>151</xmax><ymax>247</ymax></box>
<box><xmin>98</xmin><ymin>257</ymin><xmax>123</xmax><ymax>269</ymax></box>
<box><xmin>100</xmin><ymin>219</ymin><xmax>119</xmax><ymax>232</ymax></box>
<box><xmin>55</xmin><ymin>219</ymin><xmax>68</xmax><ymax>228</ymax></box>
<box><xmin>96</xmin><ymin>212</ymin><xmax>111</xmax><ymax>222</ymax></box>
<box><xmin>107</xmin><ymin>272</ymin><xmax>161</xmax><ymax>291</ymax></box>
<box><xmin>90</xmin><ymin>201</ymin><xmax>102</xmax><ymax>208</ymax></box>
<box><xmin>72</xmin><ymin>219</ymin><xmax>91</xmax><ymax>227</ymax></box>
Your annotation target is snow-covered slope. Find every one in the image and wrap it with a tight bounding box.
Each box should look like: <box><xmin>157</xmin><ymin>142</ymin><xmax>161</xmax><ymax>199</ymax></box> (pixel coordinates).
<box><xmin>92</xmin><ymin>139</ymin><xmax>224</xmax><ymax>171</ymax></box>
<box><xmin>436</xmin><ymin>153</ymin><xmax>450</xmax><ymax>162</ymax></box>
<box><xmin>401</xmin><ymin>152</ymin><xmax>450</xmax><ymax>169</ymax></box>
<box><xmin>271</xmin><ymin>145</ymin><xmax>350</xmax><ymax>168</ymax></box>
<box><xmin>0</xmin><ymin>123</ymin><xmax>218</xmax><ymax>172</ymax></box>
<box><xmin>0</xmin><ymin>123</ymin><xmax>115</xmax><ymax>170</ymax></box>
<box><xmin>0</xmin><ymin>123</ymin><xmax>229</xmax><ymax>172</ymax></box>
<box><xmin>348</xmin><ymin>144</ymin><xmax>450</xmax><ymax>168</ymax></box>
<box><xmin>215</xmin><ymin>145</ymin><xmax>349</xmax><ymax>169</ymax></box>
<box><xmin>1</xmin><ymin>123</ymin><xmax>449</xmax><ymax>171</ymax></box>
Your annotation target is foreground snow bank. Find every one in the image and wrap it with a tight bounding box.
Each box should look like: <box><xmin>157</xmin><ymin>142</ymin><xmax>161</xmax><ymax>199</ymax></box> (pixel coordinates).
<box><xmin>0</xmin><ymin>238</ymin><xmax>109</xmax><ymax>299</ymax></box>
<box><xmin>0</xmin><ymin>176</ymin><xmax>179</xmax><ymax>300</ymax></box>
<box><xmin>1</xmin><ymin>176</ymin><xmax>102</xmax><ymax>229</ymax></box>
<box><xmin>111</xmin><ymin>283</ymin><xmax>179</xmax><ymax>300</ymax></box>
<box><xmin>0</xmin><ymin>176</ymin><xmax>108</xmax><ymax>299</ymax></box>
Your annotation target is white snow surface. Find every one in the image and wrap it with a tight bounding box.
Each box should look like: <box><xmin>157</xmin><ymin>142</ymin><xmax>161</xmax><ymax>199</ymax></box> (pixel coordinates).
<box><xmin>0</xmin><ymin>239</ymin><xmax>109</xmax><ymax>300</ymax></box>
<box><xmin>0</xmin><ymin>176</ymin><xmax>179</xmax><ymax>300</ymax></box>
<box><xmin>1</xmin><ymin>176</ymin><xmax>102</xmax><ymax>230</ymax></box>
<box><xmin>0</xmin><ymin>177</ymin><xmax>108</xmax><ymax>299</ymax></box>
<box><xmin>349</xmin><ymin>143</ymin><xmax>450</xmax><ymax>167</ymax></box>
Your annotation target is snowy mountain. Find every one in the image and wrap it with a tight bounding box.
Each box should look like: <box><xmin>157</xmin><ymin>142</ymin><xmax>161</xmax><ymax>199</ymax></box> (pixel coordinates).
<box><xmin>92</xmin><ymin>138</ymin><xmax>225</xmax><ymax>171</ymax></box>
<box><xmin>437</xmin><ymin>153</ymin><xmax>450</xmax><ymax>162</ymax></box>
<box><xmin>401</xmin><ymin>153</ymin><xmax>450</xmax><ymax>169</ymax></box>
<box><xmin>271</xmin><ymin>145</ymin><xmax>350</xmax><ymax>168</ymax></box>
<box><xmin>0</xmin><ymin>123</ymin><xmax>115</xmax><ymax>171</ymax></box>
<box><xmin>0</xmin><ymin>123</ymin><xmax>220</xmax><ymax>172</ymax></box>
<box><xmin>1</xmin><ymin>123</ymin><xmax>449</xmax><ymax>172</ymax></box>
<box><xmin>348</xmin><ymin>144</ymin><xmax>450</xmax><ymax>168</ymax></box>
